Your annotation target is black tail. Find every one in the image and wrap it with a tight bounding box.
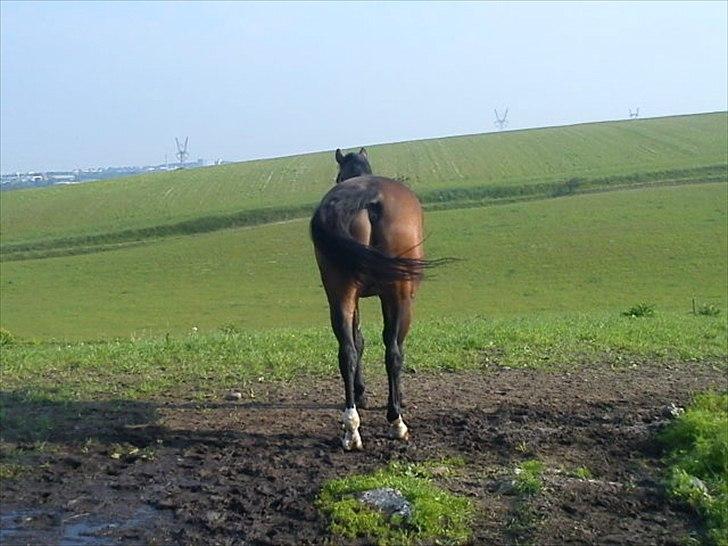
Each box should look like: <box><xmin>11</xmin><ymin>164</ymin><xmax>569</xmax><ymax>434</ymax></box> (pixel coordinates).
<box><xmin>310</xmin><ymin>190</ymin><xmax>445</xmax><ymax>283</ymax></box>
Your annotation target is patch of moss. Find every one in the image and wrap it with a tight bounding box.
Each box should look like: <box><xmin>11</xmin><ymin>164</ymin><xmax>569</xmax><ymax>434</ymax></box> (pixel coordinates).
<box><xmin>317</xmin><ymin>460</ymin><xmax>472</xmax><ymax>546</ymax></box>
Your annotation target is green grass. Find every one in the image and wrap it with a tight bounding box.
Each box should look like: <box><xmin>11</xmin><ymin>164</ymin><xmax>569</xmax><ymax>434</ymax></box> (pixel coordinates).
<box><xmin>0</xmin><ymin>461</ymin><xmax>28</xmax><ymax>480</ymax></box>
<box><xmin>2</xmin><ymin>165</ymin><xmax>724</xmax><ymax>261</ymax></box>
<box><xmin>506</xmin><ymin>459</ymin><xmax>547</xmax><ymax>543</ymax></box>
<box><xmin>2</xmin><ymin>113</ymin><xmax>726</xmax><ymax>247</ymax></box>
<box><xmin>572</xmin><ymin>466</ymin><xmax>593</xmax><ymax>480</ymax></box>
<box><xmin>697</xmin><ymin>303</ymin><xmax>723</xmax><ymax>318</ymax></box>
<box><xmin>317</xmin><ymin>460</ymin><xmax>472</xmax><ymax>546</ymax></box>
<box><xmin>661</xmin><ymin>392</ymin><xmax>728</xmax><ymax>546</ymax></box>
<box><xmin>1</xmin><ymin>183</ymin><xmax>725</xmax><ymax>340</ymax></box>
<box><xmin>622</xmin><ymin>302</ymin><xmax>656</xmax><ymax>318</ymax></box>
<box><xmin>1</xmin><ymin>312</ymin><xmax>724</xmax><ymax>402</ymax></box>
<box><xmin>0</xmin><ymin>113</ymin><xmax>725</xmax><ymax>544</ymax></box>
<box><xmin>513</xmin><ymin>460</ymin><xmax>546</xmax><ymax>495</ymax></box>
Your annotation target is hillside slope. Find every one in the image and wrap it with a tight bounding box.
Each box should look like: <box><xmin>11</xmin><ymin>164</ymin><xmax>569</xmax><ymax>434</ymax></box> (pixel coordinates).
<box><xmin>2</xmin><ymin>183</ymin><xmax>725</xmax><ymax>339</ymax></box>
<box><xmin>2</xmin><ymin>112</ymin><xmax>726</xmax><ymax>249</ymax></box>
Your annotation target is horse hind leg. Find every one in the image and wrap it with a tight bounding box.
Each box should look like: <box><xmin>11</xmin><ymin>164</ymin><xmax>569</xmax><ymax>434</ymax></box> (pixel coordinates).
<box><xmin>381</xmin><ymin>293</ymin><xmax>412</xmax><ymax>442</ymax></box>
<box><xmin>331</xmin><ymin>295</ymin><xmax>364</xmax><ymax>451</ymax></box>
<box><xmin>353</xmin><ymin>306</ymin><xmax>368</xmax><ymax>409</ymax></box>
<box><xmin>338</xmin><ymin>338</ymin><xmax>363</xmax><ymax>450</ymax></box>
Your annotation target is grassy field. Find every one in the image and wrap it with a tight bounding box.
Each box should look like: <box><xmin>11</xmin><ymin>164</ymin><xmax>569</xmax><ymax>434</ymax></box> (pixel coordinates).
<box><xmin>1</xmin><ymin>114</ymin><xmax>726</xmax><ymax>406</ymax></box>
<box><xmin>1</xmin><ymin>112</ymin><xmax>726</xmax><ymax>249</ymax></box>
<box><xmin>1</xmin><ymin>180</ymin><xmax>726</xmax><ymax>403</ymax></box>
<box><xmin>1</xmin><ymin>183</ymin><xmax>725</xmax><ymax>340</ymax></box>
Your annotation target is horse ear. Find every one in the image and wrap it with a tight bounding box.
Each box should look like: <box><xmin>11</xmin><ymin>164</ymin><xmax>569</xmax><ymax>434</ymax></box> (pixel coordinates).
<box><xmin>359</xmin><ymin>147</ymin><xmax>367</xmax><ymax>157</ymax></box>
<box><xmin>335</xmin><ymin>149</ymin><xmax>344</xmax><ymax>164</ymax></box>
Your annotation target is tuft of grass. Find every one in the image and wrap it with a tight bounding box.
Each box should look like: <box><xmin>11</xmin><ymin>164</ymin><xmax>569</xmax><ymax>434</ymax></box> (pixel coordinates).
<box><xmin>660</xmin><ymin>392</ymin><xmax>728</xmax><ymax>546</ymax></box>
<box><xmin>697</xmin><ymin>303</ymin><xmax>722</xmax><ymax>317</ymax></box>
<box><xmin>622</xmin><ymin>302</ymin><xmax>656</xmax><ymax>318</ymax></box>
<box><xmin>0</xmin><ymin>462</ymin><xmax>27</xmax><ymax>480</ymax></box>
<box><xmin>513</xmin><ymin>459</ymin><xmax>545</xmax><ymax>496</ymax></box>
<box><xmin>0</xmin><ymin>327</ymin><xmax>15</xmax><ymax>347</ymax></box>
<box><xmin>572</xmin><ymin>466</ymin><xmax>593</xmax><ymax>480</ymax></box>
<box><xmin>505</xmin><ymin>459</ymin><xmax>547</xmax><ymax>543</ymax></box>
<box><xmin>0</xmin><ymin>444</ymin><xmax>45</xmax><ymax>480</ymax></box>
<box><xmin>317</xmin><ymin>461</ymin><xmax>472</xmax><ymax>546</ymax></box>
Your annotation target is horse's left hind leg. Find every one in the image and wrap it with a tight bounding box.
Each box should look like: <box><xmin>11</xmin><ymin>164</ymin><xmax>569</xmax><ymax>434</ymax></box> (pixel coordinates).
<box><xmin>330</xmin><ymin>294</ymin><xmax>363</xmax><ymax>451</ymax></box>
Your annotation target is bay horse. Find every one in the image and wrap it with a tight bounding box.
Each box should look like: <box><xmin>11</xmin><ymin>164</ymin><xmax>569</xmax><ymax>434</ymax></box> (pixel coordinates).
<box><xmin>310</xmin><ymin>147</ymin><xmax>438</xmax><ymax>451</ymax></box>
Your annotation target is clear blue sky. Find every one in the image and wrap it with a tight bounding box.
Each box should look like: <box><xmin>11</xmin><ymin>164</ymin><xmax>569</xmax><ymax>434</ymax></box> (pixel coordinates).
<box><xmin>1</xmin><ymin>1</ymin><xmax>726</xmax><ymax>173</ymax></box>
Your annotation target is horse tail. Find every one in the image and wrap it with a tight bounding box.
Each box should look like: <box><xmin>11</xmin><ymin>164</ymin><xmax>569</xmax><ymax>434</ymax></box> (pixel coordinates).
<box><xmin>310</xmin><ymin>189</ymin><xmax>439</xmax><ymax>283</ymax></box>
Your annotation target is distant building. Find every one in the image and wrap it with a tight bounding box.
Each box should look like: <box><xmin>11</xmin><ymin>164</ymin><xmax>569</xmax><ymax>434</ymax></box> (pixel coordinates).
<box><xmin>1</xmin><ymin>158</ymin><xmax>216</xmax><ymax>191</ymax></box>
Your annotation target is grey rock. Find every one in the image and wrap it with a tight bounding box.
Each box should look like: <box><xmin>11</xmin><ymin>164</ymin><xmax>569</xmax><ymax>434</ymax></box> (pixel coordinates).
<box><xmin>663</xmin><ymin>403</ymin><xmax>685</xmax><ymax>419</ymax></box>
<box><xmin>690</xmin><ymin>476</ymin><xmax>710</xmax><ymax>497</ymax></box>
<box><xmin>359</xmin><ymin>487</ymin><xmax>413</xmax><ymax>520</ymax></box>
<box><xmin>224</xmin><ymin>390</ymin><xmax>242</xmax><ymax>401</ymax></box>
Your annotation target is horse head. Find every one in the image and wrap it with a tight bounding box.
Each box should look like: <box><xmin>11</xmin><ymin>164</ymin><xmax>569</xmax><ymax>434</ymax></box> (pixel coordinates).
<box><xmin>335</xmin><ymin>147</ymin><xmax>372</xmax><ymax>183</ymax></box>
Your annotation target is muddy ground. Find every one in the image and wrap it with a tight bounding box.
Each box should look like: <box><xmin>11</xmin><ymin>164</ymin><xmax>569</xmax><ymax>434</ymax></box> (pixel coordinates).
<box><xmin>1</xmin><ymin>361</ymin><xmax>726</xmax><ymax>545</ymax></box>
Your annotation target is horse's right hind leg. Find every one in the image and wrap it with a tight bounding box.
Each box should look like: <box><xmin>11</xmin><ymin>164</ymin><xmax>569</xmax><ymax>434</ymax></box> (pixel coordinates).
<box><xmin>381</xmin><ymin>292</ymin><xmax>412</xmax><ymax>442</ymax></box>
<box><xmin>353</xmin><ymin>306</ymin><xmax>369</xmax><ymax>409</ymax></box>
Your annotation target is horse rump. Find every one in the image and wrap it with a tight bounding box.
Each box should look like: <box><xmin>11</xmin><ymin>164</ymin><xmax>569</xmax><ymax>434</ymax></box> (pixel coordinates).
<box><xmin>310</xmin><ymin>195</ymin><xmax>437</xmax><ymax>284</ymax></box>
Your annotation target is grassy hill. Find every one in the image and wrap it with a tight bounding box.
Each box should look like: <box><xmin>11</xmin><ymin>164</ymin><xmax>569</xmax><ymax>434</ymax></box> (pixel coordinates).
<box><xmin>1</xmin><ymin>182</ymin><xmax>725</xmax><ymax>340</ymax></box>
<box><xmin>1</xmin><ymin>112</ymin><xmax>726</xmax><ymax>256</ymax></box>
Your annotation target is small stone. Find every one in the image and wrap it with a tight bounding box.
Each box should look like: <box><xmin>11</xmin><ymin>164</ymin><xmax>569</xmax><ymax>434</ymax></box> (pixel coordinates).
<box><xmin>663</xmin><ymin>403</ymin><xmax>685</xmax><ymax>419</ymax></box>
<box><xmin>689</xmin><ymin>476</ymin><xmax>710</xmax><ymax>497</ymax></box>
<box><xmin>359</xmin><ymin>488</ymin><xmax>413</xmax><ymax>521</ymax></box>
<box><xmin>204</xmin><ymin>510</ymin><xmax>224</xmax><ymax>525</ymax></box>
<box><xmin>224</xmin><ymin>390</ymin><xmax>242</xmax><ymax>401</ymax></box>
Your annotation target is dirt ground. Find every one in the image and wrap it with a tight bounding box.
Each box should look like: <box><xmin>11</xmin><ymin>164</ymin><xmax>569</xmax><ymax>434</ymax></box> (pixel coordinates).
<box><xmin>1</xmin><ymin>360</ymin><xmax>726</xmax><ymax>545</ymax></box>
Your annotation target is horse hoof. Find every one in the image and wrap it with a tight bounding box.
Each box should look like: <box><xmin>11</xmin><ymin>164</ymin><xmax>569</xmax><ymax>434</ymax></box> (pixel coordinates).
<box><xmin>355</xmin><ymin>394</ymin><xmax>370</xmax><ymax>410</ymax></box>
<box><xmin>342</xmin><ymin>431</ymin><xmax>363</xmax><ymax>451</ymax></box>
<box><xmin>388</xmin><ymin>417</ymin><xmax>409</xmax><ymax>441</ymax></box>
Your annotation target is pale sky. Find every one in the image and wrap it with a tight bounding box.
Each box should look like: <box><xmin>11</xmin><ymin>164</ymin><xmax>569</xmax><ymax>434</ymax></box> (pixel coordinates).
<box><xmin>1</xmin><ymin>1</ymin><xmax>726</xmax><ymax>173</ymax></box>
